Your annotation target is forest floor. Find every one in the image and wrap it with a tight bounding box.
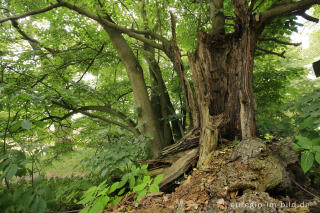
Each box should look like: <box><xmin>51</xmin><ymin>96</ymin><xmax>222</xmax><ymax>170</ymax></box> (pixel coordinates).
<box><xmin>105</xmin><ymin>141</ymin><xmax>320</xmax><ymax>213</ymax></box>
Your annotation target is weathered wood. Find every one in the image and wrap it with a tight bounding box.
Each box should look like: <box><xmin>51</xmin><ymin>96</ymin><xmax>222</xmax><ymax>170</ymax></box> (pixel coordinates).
<box><xmin>160</xmin><ymin>128</ymin><xmax>200</xmax><ymax>157</ymax></box>
<box><xmin>141</xmin><ymin>129</ymin><xmax>200</xmax><ymax>187</ymax></box>
<box><xmin>159</xmin><ymin>148</ymin><xmax>199</xmax><ymax>188</ymax></box>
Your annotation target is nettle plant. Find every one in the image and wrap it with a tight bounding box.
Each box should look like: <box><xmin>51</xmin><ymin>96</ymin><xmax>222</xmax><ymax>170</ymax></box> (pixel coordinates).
<box><xmin>78</xmin><ymin>165</ymin><xmax>163</xmax><ymax>213</ymax></box>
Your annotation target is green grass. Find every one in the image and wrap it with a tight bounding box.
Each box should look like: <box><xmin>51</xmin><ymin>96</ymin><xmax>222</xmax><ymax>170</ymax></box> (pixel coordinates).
<box><xmin>42</xmin><ymin>149</ymin><xmax>95</xmax><ymax>177</ymax></box>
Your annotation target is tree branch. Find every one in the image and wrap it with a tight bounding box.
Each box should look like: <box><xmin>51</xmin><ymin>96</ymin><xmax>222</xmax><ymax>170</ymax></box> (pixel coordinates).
<box><xmin>80</xmin><ymin>111</ymin><xmax>138</xmax><ymax>136</ymax></box>
<box><xmin>299</xmin><ymin>13</ymin><xmax>319</xmax><ymax>22</ymax></box>
<box><xmin>258</xmin><ymin>37</ymin><xmax>301</xmax><ymax>46</ymax></box>
<box><xmin>52</xmin><ymin>101</ymin><xmax>138</xmax><ymax>133</ymax></box>
<box><xmin>1</xmin><ymin>1</ymin><xmax>167</xmax><ymax>50</ymax></box>
<box><xmin>58</xmin><ymin>1</ymin><xmax>165</xmax><ymax>50</ymax></box>
<box><xmin>260</xmin><ymin>0</ymin><xmax>320</xmax><ymax>24</ymax></box>
<box><xmin>11</xmin><ymin>20</ymin><xmax>58</xmax><ymax>54</ymax></box>
<box><xmin>76</xmin><ymin>44</ymin><xmax>105</xmax><ymax>83</ymax></box>
<box><xmin>0</xmin><ymin>3</ymin><xmax>62</xmax><ymax>24</ymax></box>
<box><xmin>256</xmin><ymin>47</ymin><xmax>286</xmax><ymax>58</ymax></box>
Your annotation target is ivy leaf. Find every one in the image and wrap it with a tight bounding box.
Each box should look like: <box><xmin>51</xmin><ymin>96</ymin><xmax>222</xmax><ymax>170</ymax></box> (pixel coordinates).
<box><xmin>301</xmin><ymin>152</ymin><xmax>314</xmax><ymax>173</ymax></box>
<box><xmin>21</xmin><ymin>120</ymin><xmax>32</xmax><ymax>130</ymax></box>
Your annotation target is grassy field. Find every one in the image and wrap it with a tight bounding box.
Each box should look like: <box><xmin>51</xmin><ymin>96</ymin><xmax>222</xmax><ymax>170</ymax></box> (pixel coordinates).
<box><xmin>42</xmin><ymin>148</ymin><xmax>95</xmax><ymax>177</ymax></box>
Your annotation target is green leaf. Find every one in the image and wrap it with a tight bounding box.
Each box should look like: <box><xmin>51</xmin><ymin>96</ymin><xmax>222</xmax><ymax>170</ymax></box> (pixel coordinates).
<box><xmin>292</xmin><ymin>144</ymin><xmax>303</xmax><ymax>151</ymax></box>
<box><xmin>148</xmin><ymin>184</ymin><xmax>159</xmax><ymax>193</ymax></box>
<box><xmin>89</xmin><ymin>196</ymin><xmax>108</xmax><ymax>213</ymax></box>
<box><xmin>312</xmin><ymin>146</ymin><xmax>320</xmax><ymax>152</ymax></box>
<box><xmin>118</xmin><ymin>187</ymin><xmax>126</xmax><ymax>196</ymax></box>
<box><xmin>109</xmin><ymin>182</ymin><xmax>119</xmax><ymax>193</ymax></box>
<box><xmin>97</xmin><ymin>187</ymin><xmax>109</xmax><ymax>196</ymax></box>
<box><xmin>111</xmin><ymin>196</ymin><xmax>122</xmax><ymax>206</ymax></box>
<box><xmin>153</xmin><ymin>174</ymin><xmax>163</xmax><ymax>185</ymax></box>
<box><xmin>31</xmin><ymin>197</ymin><xmax>46</xmax><ymax>213</ymax></box>
<box><xmin>117</xmin><ymin>175</ymin><xmax>128</xmax><ymax>188</ymax></box>
<box><xmin>133</xmin><ymin>182</ymin><xmax>147</xmax><ymax>192</ymax></box>
<box><xmin>296</xmin><ymin>136</ymin><xmax>313</xmax><ymax>149</ymax></box>
<box><xmin>5</xmin><ymin>163</ymin><xmax>18</xmax><ymax>180</ymax></box>
<box><xmin>315</xmin><ymin>152</ymin><xmax>320</xmax><ymax>164</ymax></box>
<box><xmin>137</xmin><ymin>189</ymin><xmax>147</xmax><ymax>201</ymax></box>
<box><xmin>129</xmin><ymin>175</ymin><xmax>135</xmax><ymax>189</ymax></box>
<box><xmin>141</xmin><ymin>164</ymin><xmax>148</xmax><ymax>170</ymax></box>
<box><xmin>21</xmin><ymin>120</ymin><xmax>32</xmax><ymax>130</ymax></box>
<box><xmin>79</xmin><ymin>206</ymin><xmax>90</xmax><ymax>213</ymax></box>
<box><xmin>301</xmin><ymin>151</ymin><xmax>314</xmax><ymax>173</ymax></box>
<box><xmin>143</xmin><ymin>175</ymin><xmax>151</xmax><ymax>184</ymax></box>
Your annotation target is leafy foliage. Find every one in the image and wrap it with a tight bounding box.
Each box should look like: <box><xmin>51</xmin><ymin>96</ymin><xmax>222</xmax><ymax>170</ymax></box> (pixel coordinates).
<box><xmin>78</xmin><ymin>165</ymin><xmax>163</xmax><ymax>213</ymax></box>
<box><xmin>81</xmin><ymin>135</ymin><xmax>148</xmax><ymax>179</ymax></box>
<box><xmin>291</xmin><ymin>89</ymin><xmax>320</xmax><ymax>174</ymax></box>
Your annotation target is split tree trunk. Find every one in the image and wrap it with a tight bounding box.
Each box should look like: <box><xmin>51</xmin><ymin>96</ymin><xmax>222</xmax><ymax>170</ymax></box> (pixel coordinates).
<box><xmin>189</xmin><ymin>25</ymin><xmax>257</xmax><ymax>168</ymax></box>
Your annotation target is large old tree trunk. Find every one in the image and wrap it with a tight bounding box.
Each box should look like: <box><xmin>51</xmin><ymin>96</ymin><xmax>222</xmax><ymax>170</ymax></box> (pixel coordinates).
<box><xmin>189</xmin><ymin>1</ymin><xmax>257</xmax><ymax>168</ymax></box>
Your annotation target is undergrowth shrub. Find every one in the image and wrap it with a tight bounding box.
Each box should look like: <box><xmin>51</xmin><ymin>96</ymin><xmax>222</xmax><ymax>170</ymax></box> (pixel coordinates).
<box><xmin>78</xmin><ymin>164</ymin><xmax>163</xmax><ymax>213</ymax></box>
<box><xmin>82</xmin><ymin>135</ymin><xmax>148</xmax><ymax>179</ymax></box>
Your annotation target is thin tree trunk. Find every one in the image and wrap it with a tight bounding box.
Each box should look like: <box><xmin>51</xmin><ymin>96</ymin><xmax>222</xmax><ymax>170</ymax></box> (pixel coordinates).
<box><xmin>144</xmin><ymin>47</ymin><xmax>183</xmax><ymax>142</ymax></box>
<box><xmin>101</xmin><ymin>24</ymin><xmax>165</xmax><ymax>157</ymax></box>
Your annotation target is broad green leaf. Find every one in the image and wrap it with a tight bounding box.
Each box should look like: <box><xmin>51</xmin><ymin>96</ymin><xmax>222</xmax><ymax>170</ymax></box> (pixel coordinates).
<box><xmin>89</xmin><ymin>196</ymin><xmax>108</xmax><ymax>213</ymax></box>
<box><xmin>129</xmin><ymin>175</ymin><xmax>135</xmax><ymax>189</ymax></box>
<box><xmin>79</xmin><ymin>206</ymin><xmax>90</xmax><ymax>213</ymax></box>
<box><xmin>143</xmin><ymin>175</ymin><xmax>151</xmax><ymax>184</ymax></box>
<box><xmin>315</xmin><ymin>152</ymin><xmax>320</xmax><ymax>164</ymax></box>
<box><xmin>21</xmin><ymin>120</ymin><xmax>32</xmax><ymax>130</ymax></box>
<box><xmin>312</xmin><ymin>146</ymin><xmax>320</xmax><ymax>152</ymax></box>
<box><xmin>153</xmin><ymin>174</ymin><xmax>163</xmax><ymax>185</ymax></box>
<box><xmin>141</xmin><ymin>164</ymin><xmax>148</xmax><ymax>170</ymax></box>
<box><xmin>78</xmin><ymin>195</ymin><xmax>94</xmax><ymax>205</ymax></box>
<box><xmin>133</xmin><ymin>182</ymin><xmax>147</xmax><ymax>192</ymax></box>
<box><xmin>97</xmin><ymin>187</ymin><xmax>109</xmax><ymax>196</ymax></box>
<box><xmin>118</xmin><ymin>187</ymin><xmax>126</xmax><ymax>196</ymax></box>
<box><xmin>111</xmin><ymin>196</ymin><xmax>122</xmax><ymax>206</ymax></box>
<box><xmin>296</xmin><ymin>136</ymin><xmax>313</xmax><ymax>149</ymax></box>
<box><xmin>109</xmin><ymin>182</ymin><xmax>119</xmax><ymax>193</ymax></box>
<box><xmin>292</xmin><ymin>144</ymin><xmax>303</xmax><ymax>151</ymax></box>
<box><xmin>301</xmin><ymin>152</ymin><xmax>314</xmax><ymax>173</ymax></box>
<box><xmin>5</xmin><ymin>163</ymin><xmax>18</xmax><ymax>180</ymax></box>
<box><xmin>117</xmin><ymin>175</ymin><xmax>128</xmax><ymax>188</ymax></box>
<box><xmin>148</xmin><ymin>184</ymin><xmax>159</xmax><ymax>193</ymax></box>
<box><xmin>31</xmin><ymin>197</ymin><xmax>46</xmax><ymax>213</ymax></box>
<box><xmin>137</xmin><ymin>189</ymin><xmax>148</xmax><ymax>201</ymax></box>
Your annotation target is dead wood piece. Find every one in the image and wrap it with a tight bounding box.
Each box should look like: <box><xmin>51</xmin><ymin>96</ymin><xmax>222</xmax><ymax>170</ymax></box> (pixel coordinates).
<box><xmin>160</xmin><ymin>129</ymin><xmax>200</xmax><ymax>157</ymax></box>
<box><xmin>159</xmin><ymin>148</ymin><xmax>199</xmax><ymax>188</ymax></box>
